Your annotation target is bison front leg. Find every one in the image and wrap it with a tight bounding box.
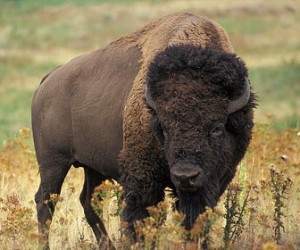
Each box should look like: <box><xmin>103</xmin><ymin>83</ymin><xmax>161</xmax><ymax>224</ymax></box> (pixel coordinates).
<box><xmin>119</xmin><ymin>107</ymin><xmax>168</xmax><ymax>243</ymax></box>
<box><xmin>120</xmin><ymin>171</ymin><xmax>166</xmax><ymax>242</ymax></box>
<box><xmin>122</xmin><ymin>191</ymin><xmax>149</xmax><ymax>242</ymax></box>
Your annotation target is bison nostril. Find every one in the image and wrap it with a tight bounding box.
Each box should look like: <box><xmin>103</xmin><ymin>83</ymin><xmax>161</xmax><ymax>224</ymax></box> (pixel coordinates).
<box><xmin>189</xmin><ymin>173</ymin><xmax>199</xmax><ymax>185</ymax></box>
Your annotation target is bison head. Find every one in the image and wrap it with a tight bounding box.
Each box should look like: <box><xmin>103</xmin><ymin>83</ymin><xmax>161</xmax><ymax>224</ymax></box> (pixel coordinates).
<box><xmin>145</xmin><ymin>44</ymin><xmax>255</xmax><ymax>229</ymax></box>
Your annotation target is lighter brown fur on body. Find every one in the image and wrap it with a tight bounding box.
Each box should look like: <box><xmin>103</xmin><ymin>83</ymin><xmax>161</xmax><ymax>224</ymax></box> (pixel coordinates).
<box><xmin>118</xmin><ymin>12</ymin><xmax>234</xmax><ymax>171</ymax></box>
<box><xmin>116</xmin><ymin>13</ymin><xmax>237</xmax><ymax>217</ymax></box>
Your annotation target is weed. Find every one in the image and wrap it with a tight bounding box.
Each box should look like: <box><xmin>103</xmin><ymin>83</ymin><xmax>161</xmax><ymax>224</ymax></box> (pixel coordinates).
<box><xmin>1</xmin><ymin>125</ymin><xmax>299</xmax><ymax>248</ymax></box>
<box><xmin>134</xmin><ymin>200</ymin><xmax>169</xmax><ymax>249</ymax></box>
<box><xmin>190</xmin><ymin>207</ymin><xmax>222</xmax><ymax>249</ymax></box>
<box><xmin>92</xmin><ymin>180</ymin><xmax>123</xmax><ymax>220</ymax></box>
<box><xmin>269</xmin><ymin>165</ymin><xmax>293</xmax><ymax>244</ymax></box>
<box><xmin>0</xmin><ymin>193</ymin><xmax>40</xmax><ymax>249</ymax></box>
<box><xmin>223</xmin><ymin>183</ymin><xmax>251</xmax><ymax>248</ymax></box>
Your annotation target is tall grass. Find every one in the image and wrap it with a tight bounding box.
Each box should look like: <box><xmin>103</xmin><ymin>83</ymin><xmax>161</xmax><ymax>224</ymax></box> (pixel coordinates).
<box><xmin>0</xmin><ymin>125</ymin><xmax>299</xmax><ymax>249</ymax></box>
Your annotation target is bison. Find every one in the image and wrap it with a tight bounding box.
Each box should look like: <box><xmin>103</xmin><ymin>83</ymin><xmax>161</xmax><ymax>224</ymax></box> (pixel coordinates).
<box><xmin>32</xmin><ymin>12</ymin><xmax>255</xmax><ymax>249</ymax></box>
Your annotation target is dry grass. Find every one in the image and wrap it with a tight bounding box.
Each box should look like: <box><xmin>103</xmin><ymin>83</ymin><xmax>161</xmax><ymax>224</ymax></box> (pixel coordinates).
<box><xmin>0</xmin><ymin>129</ymin><xmax>97</xmax><ymax>249</ymax></box>
<box><xmin>0</xmin><ymin>125</ymin><xmax>299</xmax><ymax>249</ymax></box>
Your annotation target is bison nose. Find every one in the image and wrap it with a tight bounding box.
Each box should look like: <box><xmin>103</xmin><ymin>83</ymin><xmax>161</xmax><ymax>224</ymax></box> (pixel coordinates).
<box><xmin>172</xmin><ymin>172</ymin><xmax>200</xmax><ymax>186</ymax></box>
<box><xmin>171</xmin><ymin>162</ymin><xmax>204</xmax><ymax>191</ymax></box>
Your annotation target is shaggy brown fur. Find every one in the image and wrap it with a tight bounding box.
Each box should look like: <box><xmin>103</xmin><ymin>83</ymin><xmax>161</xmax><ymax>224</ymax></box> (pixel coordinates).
<box><xmin>117</xmin><ymin>12</ymin><xmax>237</xmax><ymax>220</ymax></box>
<box><xmin>145</xmin><ymin>44</ymin><xmax>255</xmax><ymax>227</ymax></box>
<box><xmin>32</xmin><ymin>12</ymin><xmax>255</xmax><ymax>249</ymax></box>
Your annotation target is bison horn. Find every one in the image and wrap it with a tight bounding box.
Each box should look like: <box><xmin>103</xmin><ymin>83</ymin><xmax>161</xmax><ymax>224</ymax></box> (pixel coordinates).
<box><xmin>145</xmin><ymin>85</ymin><xmax>156</xmax><ymax>110</ymax></box>
<box><xmin>228</xmin><ymin>78</ymin><xmax>250</xmax><ymax>114</ymax></box>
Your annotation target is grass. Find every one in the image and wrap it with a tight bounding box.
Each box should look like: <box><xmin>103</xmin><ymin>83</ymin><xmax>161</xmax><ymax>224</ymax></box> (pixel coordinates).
<box><xmin>0</xmin><ymin>129</ymin><xmax>97</xmax><ymax>249</ymax></box>
<box><xmin>271</xmin><ymin>115</ymin><xmax>300</xmax><ymax>131</ymax></box>
<box><xmin>0</xmin><ymin>86</ymin><xmax>33</xmax><ymax>140</ymax></box>
<box><xmin>217</xmin><ymin>16</ymin><xmax>274</xmax><ymax>35</ymax></box>
<box><xmin>1</xmin><ymin>0</ymin><xmax>299</xmax><ymax>142</ymax></box>
<box><xmin>0</xmin><ymin>125</ymin><xmax>299</xmax><ymax>249</ymax></box>
<box><xmin>250</xmin><ymin>60</ymin><xmax>300</xmax><ymax>120</ymax></box>
<box><xmin>0</xmin><ymin>0</ymin><xmax>299</xmax><ymax>249</ymax></box>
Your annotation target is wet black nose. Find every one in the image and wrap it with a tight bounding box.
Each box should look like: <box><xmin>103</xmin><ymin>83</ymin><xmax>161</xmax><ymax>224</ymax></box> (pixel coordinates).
<box><xmin>172</xmin><ymin>171</ymin><xmax>200</xmax><ymax>186</ymax></box>
<box><xmin>171</xmin><ymin>162</ymin><xmax>204</xmax><ymax>191</ymax></box>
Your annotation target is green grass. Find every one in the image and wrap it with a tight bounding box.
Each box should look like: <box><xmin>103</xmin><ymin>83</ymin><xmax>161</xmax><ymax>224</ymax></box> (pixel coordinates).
<box><xmin>250</xmin><ymin>60</ymin><xmax>300</xmax><ymax>120</ymax></box>
<box><xmin>1</xmin><ymin>0</ymin><xmax>164</xmax><ymax>10</ymax></box>
<box><xmin>0</xmin><ymin>86</ymin><xmax>33</xmax><ymax>142</ymax></box>
<box><xmin>217</xmin><ymin>16</ymin><xmax>274</xmax><ymax>35</ymax></box>
<box><xmin>0</xmin><ymin>0</ymin><xmax>299</xmax><ymax>143</ymax></box>
<box><xmin>0</xmin><ymin>54</ymin><xmax>56</xmax><ymax>84</ymax></box>
<box><xmin>270</xmin><ymin>115</ymin><xmax>300</xmax><ymax>131</ymax></box>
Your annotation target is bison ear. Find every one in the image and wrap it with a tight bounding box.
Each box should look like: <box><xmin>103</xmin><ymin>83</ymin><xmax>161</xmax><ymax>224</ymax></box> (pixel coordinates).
<box><xmin>228</xmin><ymin>78</ymin><xmax>250</xmax><ymax>114</ymax></box>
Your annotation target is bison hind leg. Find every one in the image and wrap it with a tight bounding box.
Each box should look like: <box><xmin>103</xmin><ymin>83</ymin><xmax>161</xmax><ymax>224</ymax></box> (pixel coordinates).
<box><xmin>35</xmin><ymin>156</ymin><xmax>72</xmax><ymax>249</ymax></box>
<box><xmin>80</xmin><ymin>167</ymin><xmax>115</xmax><ymax>250</ymax></box>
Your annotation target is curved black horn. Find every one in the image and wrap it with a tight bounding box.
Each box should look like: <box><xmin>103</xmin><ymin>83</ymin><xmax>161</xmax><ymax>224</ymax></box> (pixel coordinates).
<box><xmin>145</xmin><ymin>85</ymin><xmax>156</xmax><ymax>110</ymax></box>
<box><xmin>228</xmin><ymin>79</ymin><xmax>250</xmax><ymax>114</ymax></box>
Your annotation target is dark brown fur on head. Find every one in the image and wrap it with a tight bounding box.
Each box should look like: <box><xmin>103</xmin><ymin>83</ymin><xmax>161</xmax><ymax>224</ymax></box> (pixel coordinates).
<box><xmin>147</xmin><ymin>44</ymin><xmax>249</xmax><ymax>100</ymax></box>
<box><xmin>146</xmin><ymin>44</ymin><xmax>256</xmax><ymax>229</ymax></box>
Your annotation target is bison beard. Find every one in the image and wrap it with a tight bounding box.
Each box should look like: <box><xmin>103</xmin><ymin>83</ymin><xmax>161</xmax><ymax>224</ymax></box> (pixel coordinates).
<box><xmin>176</xmin><ymin>181</ymin><xmax>219</xmax><ymax>229</ymax></box>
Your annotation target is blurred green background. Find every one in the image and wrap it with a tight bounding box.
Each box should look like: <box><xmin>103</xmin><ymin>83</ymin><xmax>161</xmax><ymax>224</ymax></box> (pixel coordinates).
<box><xmin>1</xmin><ymin>0</ymin><xmax>299</xmax><ymax>143</ymax></box>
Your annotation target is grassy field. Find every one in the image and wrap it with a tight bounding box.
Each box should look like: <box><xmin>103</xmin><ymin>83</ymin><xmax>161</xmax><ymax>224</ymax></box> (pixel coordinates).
<box><xmin>0</xmin><ymin>0</ymin><xmax>299</xmax><ymax>249</ymax></box>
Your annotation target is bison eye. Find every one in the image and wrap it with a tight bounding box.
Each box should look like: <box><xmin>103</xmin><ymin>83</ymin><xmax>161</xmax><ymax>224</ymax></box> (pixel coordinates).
<box><xmin>210</xmin><ymin>123</ymin><xmax>224</xmax><ymax>137</ymax></box>
<box><xmin>162</xmin><ymin>129</ymin><xmax>168</xmax><ymax>139</ymax></box>
<box><xmin>151</xmin><ymin>116</ymin><xmax>161</xmax><ymax>132</ymax></box>
<box><xmin>151</xmin><ymin>117</ymin><xmax>166</xmax><ymax>144</ymax></box>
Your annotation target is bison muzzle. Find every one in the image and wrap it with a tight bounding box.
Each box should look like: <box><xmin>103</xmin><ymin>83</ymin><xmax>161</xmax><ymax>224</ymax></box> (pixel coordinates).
<box><xmin>171</xmin><ymin>162</ymin><xmax>205</xmax><ymax>191</ymax></box>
